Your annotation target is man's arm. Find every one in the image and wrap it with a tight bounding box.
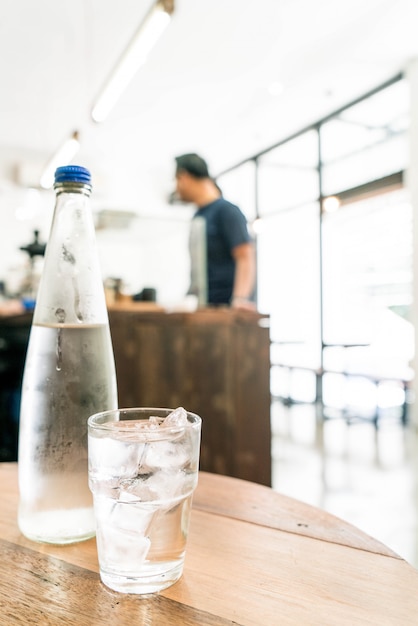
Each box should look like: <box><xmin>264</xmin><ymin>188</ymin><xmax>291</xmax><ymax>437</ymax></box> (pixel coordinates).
<box><xmin>231</xmin><ymin>242</ymin><xmax>256</xmax><ymax>310</ymax></box>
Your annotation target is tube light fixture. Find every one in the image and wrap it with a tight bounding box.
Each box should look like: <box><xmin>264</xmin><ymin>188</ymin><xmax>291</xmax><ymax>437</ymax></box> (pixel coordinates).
<box><xmin>91</xmin><ymin>0</ymin><xmax>174</xmax><ymax>123</ymax></box>
<box><xmin>40</xmin><ymin>131</ymin><xmax>80</xmax><ymax>189</ymax></box>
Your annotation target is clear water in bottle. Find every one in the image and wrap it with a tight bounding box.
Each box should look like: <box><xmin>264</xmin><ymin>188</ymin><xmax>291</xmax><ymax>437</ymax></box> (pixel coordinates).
<box><xmin>18</xmin><ymin>322</ymin><xmax>117</xmax><ymax>543</ymax></box>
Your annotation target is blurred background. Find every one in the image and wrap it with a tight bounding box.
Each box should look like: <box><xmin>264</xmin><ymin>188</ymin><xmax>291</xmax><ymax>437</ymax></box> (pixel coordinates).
<box><xmin>1</xmin><ymin>0</ymin><xmax>417</xmax><ymax>302</ymax></box>
<box><xmin>2</xmin><ymin>0</ymin><xmax>418</xmax><ymax>568</ymax></box>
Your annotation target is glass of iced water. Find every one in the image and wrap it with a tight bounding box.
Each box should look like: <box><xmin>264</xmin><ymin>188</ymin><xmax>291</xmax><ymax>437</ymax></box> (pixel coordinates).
<box><xmin>88</xmin><ymin>406</ymin><xmax>201</xmax><ymax>594</ymax></box>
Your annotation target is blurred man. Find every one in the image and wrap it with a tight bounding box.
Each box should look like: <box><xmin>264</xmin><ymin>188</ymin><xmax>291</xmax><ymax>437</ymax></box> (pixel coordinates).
<box><xmin>175</xmin><ymin>153</ymin><xmax>256</xmax><ymax>309</ymax></box>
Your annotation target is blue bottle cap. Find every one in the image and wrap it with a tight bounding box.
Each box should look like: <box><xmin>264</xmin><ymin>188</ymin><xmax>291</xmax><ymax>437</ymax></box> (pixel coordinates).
<box><xmin>54</xmin><ymin>165</ymin><xmax>91</xmax><ymax>185</ymax></box>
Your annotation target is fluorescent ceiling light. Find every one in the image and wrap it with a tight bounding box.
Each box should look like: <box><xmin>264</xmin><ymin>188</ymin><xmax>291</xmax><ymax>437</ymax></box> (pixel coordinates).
<box><xmin>91</xmin><ymin>0</ymin><xmax>174</xmax><ymax>123</ymax></box>
<box><xmin>40</xmin><ymin>131</ymin><xmax>80</xmax><ymax>189</ymax></box>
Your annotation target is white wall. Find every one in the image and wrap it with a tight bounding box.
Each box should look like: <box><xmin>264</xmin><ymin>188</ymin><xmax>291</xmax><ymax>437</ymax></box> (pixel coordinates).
<box><xmin>0</xmin><ymin>182</ymin><xmax>193</xmax><ymax>307</ymax></box>
<box><xmin>0</xmin><ymin>185</ymin><xmax>53</xmax><ymax>294</ymax></box>
<box><xmin>96</xmin><ymin>211</ymin><xmax>192</xmax><ymax>307</ymax></box>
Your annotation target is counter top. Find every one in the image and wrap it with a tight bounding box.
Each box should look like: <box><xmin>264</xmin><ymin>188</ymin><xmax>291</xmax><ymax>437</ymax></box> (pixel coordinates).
<box><xmin>108</xmin><ymin>301</ymin><xmax>269</xmax><ymax>323</ymax></box>
<box><xmin>0</xmin><ymin>301</ymin><xmax>268</xmax><ymax>323</ymax></box>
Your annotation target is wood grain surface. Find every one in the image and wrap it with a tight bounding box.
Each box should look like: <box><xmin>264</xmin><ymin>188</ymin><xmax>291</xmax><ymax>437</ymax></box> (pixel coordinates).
<box><xmin>2</xmin><ymin>462</ymin><xmax>418</xmax><ymax>625</ymax></box>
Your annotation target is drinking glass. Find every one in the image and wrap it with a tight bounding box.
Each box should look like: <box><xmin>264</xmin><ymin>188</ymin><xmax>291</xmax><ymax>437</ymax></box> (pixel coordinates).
<box><xmin>88</xmin><ymin>407</ymin><xmax>201</xmax><ymax>594</ymax></box>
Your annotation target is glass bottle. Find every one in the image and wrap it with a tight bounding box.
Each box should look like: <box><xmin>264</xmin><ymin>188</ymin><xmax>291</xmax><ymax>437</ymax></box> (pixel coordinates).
<box><xmin>18</xmin><ymin>165</ymin><xmax>118</xmax><ymax>544</ymax></box>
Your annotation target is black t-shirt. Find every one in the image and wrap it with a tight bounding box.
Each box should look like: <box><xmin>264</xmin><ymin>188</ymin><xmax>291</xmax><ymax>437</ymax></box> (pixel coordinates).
<box><xmin>195</xmin><ymin>198</ymin><xmax>251</xmax><ymax>304</ymax></box>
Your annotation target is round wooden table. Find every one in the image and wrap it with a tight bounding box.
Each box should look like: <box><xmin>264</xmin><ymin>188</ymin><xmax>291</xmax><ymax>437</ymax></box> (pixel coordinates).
<box><xmin>1</xmin><ymin>462</ymin><xmax>418</xmax><ymax>624</ymax></box>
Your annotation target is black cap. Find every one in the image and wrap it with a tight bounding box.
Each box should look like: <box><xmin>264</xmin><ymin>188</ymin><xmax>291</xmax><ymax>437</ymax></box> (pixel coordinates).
<box><xmin>175</xmin><ymin>153</ymin><xmax>210</xmax><ymax>179</ymax></box>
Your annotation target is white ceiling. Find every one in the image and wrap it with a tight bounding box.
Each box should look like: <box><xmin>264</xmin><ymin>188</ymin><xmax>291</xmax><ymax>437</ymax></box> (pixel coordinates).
<box><xmin>1</xmin><ymin>0</ymin><xmax>418</xmax><ymax>208</ymax></box>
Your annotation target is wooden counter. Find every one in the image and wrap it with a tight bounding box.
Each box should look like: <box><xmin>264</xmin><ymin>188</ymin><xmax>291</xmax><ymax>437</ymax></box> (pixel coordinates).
<box><xmin>108</xmin><ymin>305</ymin><xmax>271</xmax><ymax>486</ymax></box>
<box><xmin>0</xmin><ymin>305</ymin><xmax>272</xmax><ymax>485</ymax></box>
<box><xmin>2</xmin><ymin>462</ymin><xmax>418</xmax><ymax>625</ymax></box>
<box><xmin>0</xmin><ymin>311</ymin><xmax>32</xmax><ymax>461</ymax></box>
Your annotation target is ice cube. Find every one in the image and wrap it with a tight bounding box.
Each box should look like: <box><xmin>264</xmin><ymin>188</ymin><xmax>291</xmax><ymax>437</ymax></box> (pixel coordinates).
<box><xmin>90</xmin><ymin>476</ymin><xmax>120</xmax><ymax>499</ymax></box>
<box><xmin>149</xmin><ymin>415</ymin><xmax>162</xmax><ymax>427</ymax></box>
<box><xmin>112</xmin><ymin>419</ymin><xmax>159</xmax><ymax>439</ymax></box>
<box><xmin>144</xmin><ymin>439</ymin><xmax>190</xmax><ymax>470</ymax></box>
<box><xmin>144</xmin><ymin>468</ymin><xmax>188</xmax><ymax>502</ymax></box>
<box><xmin>119</xmin><ymin>476</ymin><xmax>160</xmax><ymax>504</ymax></box>
<box><xmin>120</xmin><ymin>468</ymin><xmax>188</xmax><ymax>504</ymax></box>
<box><xmin>93</xmin><ymin>495</ymin><xmax>115</xmax><ymax>520</ymax></box>
<box><xmin>110</xmin><ymin>500</ymin><xmax>156</xmax><ymax>534</ymax></box>
<box><xmin>163</xmin><ymin>406</ymin><xmax>188</xmax><ymax>428</ymax></box>
<box><xmin>88</xmin><ymin>432</ymin><xmax>145</xmax><ymax>480</ymax></box>
<box><xmin>97</xmin><ymin>525</ymin><xmax>151</xmax><ymax>573</ymax></box>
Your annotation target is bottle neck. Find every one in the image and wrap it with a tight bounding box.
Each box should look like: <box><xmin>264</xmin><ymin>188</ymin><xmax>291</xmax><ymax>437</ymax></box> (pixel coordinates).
<box><xmin>54</xmin><ymin>182</ymin><xmax>92</xmax><ymax>197</ymax></box>
<box><xmin>34</xmin><ymin>179</ymin><xmax>107</xmax><ymax>326</ymax></box>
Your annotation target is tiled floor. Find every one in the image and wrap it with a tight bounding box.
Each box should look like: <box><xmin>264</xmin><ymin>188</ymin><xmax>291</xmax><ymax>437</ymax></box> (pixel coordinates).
<box><xmin>270</xmin><ymin>400</ymin><xmax>418</xmax><ymax>568</ymax></box>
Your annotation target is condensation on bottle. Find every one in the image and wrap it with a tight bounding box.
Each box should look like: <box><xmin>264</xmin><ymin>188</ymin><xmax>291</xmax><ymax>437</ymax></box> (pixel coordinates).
<box><xmin>17</xmin><ymin>165</ymin><xmax>118</xmax><ymax>544</ymax></box>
